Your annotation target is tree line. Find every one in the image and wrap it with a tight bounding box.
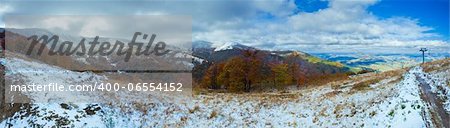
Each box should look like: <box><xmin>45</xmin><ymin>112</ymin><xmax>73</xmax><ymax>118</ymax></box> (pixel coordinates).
<box><xmin>198</xmin><ymin>49</ymin><xmax>353</xmax><ymax>92</ymax></box>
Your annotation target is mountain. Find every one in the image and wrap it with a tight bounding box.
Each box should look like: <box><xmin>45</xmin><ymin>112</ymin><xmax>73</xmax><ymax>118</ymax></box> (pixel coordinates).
<box><xmin>191</xmin><ymin>41</ymin><xmax>355</xmax><ymax>85</ymax></box>
<box><xmin>3</xmin><ymin>50</ymin><xmax>450</xmax><ymax>127</ymax></box>
<box><xmin>7</xmin><ymin>28</ymin><xmax>82</xmax><ymax>43</ymax></box>
<box><xmin>3</xmin><ymin>28</ymin><xmax>450</xmax><ymax>127</ymax></box>
<box><xmin>313</xmin><ymin>53</ymin><xmax>450</xmax><ymax>71</ymax></box>
<box><xmin>3</xmin><ymin>28</ymin><xmax>194</xmax><ymax>72</ymax></box>
<box><xmin>3</xmin><ymin>28</ymin><xmax>356</xmax><ymax>84</ymax></box>
<box><xmin>192</xmin><ymin>40</ymin><xmax>213</xmax><ymax>49</ymax></box>
<box><xmin>213</xmin><ymin>42</ymin><xmax>254</xmax><ymax>52</ymax></box>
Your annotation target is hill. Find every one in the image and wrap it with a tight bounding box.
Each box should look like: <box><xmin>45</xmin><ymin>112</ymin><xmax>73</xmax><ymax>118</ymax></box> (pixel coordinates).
<box><xmin>2</xmin><ymin>51</ymin><xmax>449</xmax><ymax>127</ymax></box>
<box><xmin>192</xmin><ymin>41</ymin><xmax>359</xmax><ymax>91</ymax></box>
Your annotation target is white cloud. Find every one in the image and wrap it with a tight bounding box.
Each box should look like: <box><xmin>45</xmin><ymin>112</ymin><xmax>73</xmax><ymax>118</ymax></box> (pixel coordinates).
<box><xmin>253</xmin><ymin>0</ymin><xmax>297</xmax><ymax>17</ymax></box>
<box><xmin>0</xmin><ymin>4</ymin><xmax>14</xmax><ymax>27</ymax></box>
<box><xmin>2</xmin><ymin>0</ymin><xmax>448</xmax><ymax>53</ymax></box>
<box><xmin>193</xmin><ymin>0</ymin><xmax>449</xmax><ymax>53</ymax></box>
<box><xmin>135</xmin><ymin>11</ymin><xmax>168</xmax><ymax>15</ymax></box>
<box><xmin>0</xmin><ymin>4</ymin><xmax>13</xmax><ymax>15</ymax></box>
<box><xmin>78</xmin><ymin>17</ymin><xmax>112</xmax><ymax>37</ymax></box>
<box><xmin>41</xmin><ymin>17</ymin><xmax>83</xmax><ymax>31</ymax></box>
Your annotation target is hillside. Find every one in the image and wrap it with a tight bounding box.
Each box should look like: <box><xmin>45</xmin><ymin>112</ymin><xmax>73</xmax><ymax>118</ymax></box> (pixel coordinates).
<box><xmin>3</xmin><ymin>28</ymin><xmax>194</xmax><ymax>71</ymax></box>
<box><xmin>192</xmin><ymin>41</ymin><xmax>352</xmax><ymax>71</ymax></box>
<box><xmin>2</xmin><ymin>29</ymin><xmax>450</xmax><ymax>127</ymax></box>
<box><xmin>192</xmin><ymin>41</ymin><xmax>358</xmax><ymax>90</ymax></box>
<box><xmin>2</xmin><ymin>55</ymin><xmax>450</xmax><ymax>127</ymax></box>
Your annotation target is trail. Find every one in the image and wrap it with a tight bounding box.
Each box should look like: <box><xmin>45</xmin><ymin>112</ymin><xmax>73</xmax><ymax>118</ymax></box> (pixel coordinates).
<box><xmin>415</xmin><ymin>72</ymin><xmax>450</xmax><ymax>128</ymax></box>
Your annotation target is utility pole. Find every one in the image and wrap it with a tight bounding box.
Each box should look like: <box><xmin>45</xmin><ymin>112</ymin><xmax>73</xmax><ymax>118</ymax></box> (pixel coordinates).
<box><xmin>420</xmin><ymin>48</ymin><xmax>427</xmax><ymax>64</ymax></box>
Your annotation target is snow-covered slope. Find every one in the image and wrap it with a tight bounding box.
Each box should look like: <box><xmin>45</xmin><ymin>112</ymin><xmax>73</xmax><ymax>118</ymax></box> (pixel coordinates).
<box><xmin>3</xmin><ymin>57</ymin><xmax>106</xmax><ymax>103</ymax></box>
<box><xmin>214</xmin><ymin>42</ymin><xmax>254</xmax><ymax>52</ymax></box>
<box><xmin>2</xmin><ymin>56</ymin><xmax>440</xmax><ymax>127</ymax></box>
<box><xmin>419</xmin><ymin>59</ymin><xmax>450</xmax><ymax>113</ymax></box>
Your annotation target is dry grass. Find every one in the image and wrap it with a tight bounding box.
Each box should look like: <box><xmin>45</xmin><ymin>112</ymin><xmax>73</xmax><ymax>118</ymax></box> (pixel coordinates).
<box><xmin>208</xmin><ymin>110</ymin><xmax>218</xmax><ymax>119</ymax></box>
<box><xmin>333</xmin><ymin>104</ymin><xmax>344</xmax><ymax>118</ymax></box>
<box><xmin>304</xmin><ymin>73</ymin><xmax>352</xmax><ymax>87</ymax></box>
<box><xmin>189</xmin><ymin>105</ymin><xmax>200</xmax><ymax>114</ymax></box>
<box><xmin>421</xmin><ymin>58</ymin><xmax>450</xmax><ymax>73</ymax></box>
<box><xmin>324</xmin><ymin>90</ymin><xmax>342</xmax><ymax>98</ymax></box>
<box><xmin>351</xmin><ymin>68</ymin><xmax>407</xmax><ymax>91</ymax></box>
<box><xmin>447</xmin><ymin>80</ymin><xmax>450</xmax><ymax>88</ymax></box>
<box><xmin>351</xmin><ymin>78</ymin><xmax>382</xmax><ymax>91</ymax></box>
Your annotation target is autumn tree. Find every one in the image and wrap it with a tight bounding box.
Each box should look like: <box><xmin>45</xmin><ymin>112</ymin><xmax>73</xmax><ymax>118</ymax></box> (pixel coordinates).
<box><xmin>270</xmin><ymin>62</ymin><xmax>291</xmax><ymax>86</ymax></box>
<box><xmin>219</xmin><ymin>57</ymin><xmax>246</xmax><ymax>91</ymax></box>
<box><xmin>242</xmin><ymin>49</ymin><xmax>262</xmax><ymax>92</ymax></box>
<box><xmin>200</xmin><ymin>62</ymin><xmax>224</xmax><ymax>89</ymax></box>
<box><xmin>286</xmin><ymin>51</ymin><xmax>306</xmax><ymax>87</ymax></box>
<box><xmin>216</xmin><ymin>49</ymin><xmax>263</xmax><ymax>92</ymax></box>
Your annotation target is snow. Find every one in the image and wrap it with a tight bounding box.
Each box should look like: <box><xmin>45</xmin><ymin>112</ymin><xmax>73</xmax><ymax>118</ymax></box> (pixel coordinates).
<box><xmin>3</xmin><ymin>57</ymin><xmax>106</xmax><ymax>103</ymax></box>
<box><xmin>417</xmin><ymin>63</ymin><xmax>450</xmax><ymax>113</ymax></box>
<box><xmin>213</xmin><ymin>42</ymin><xmax>252</xmax><ymax>52</ymax></box>
<box><xmin>0</xmin><ymin>58</ymin><xmax>437</xmax><ymax>127</ymax></box>
<box><xmin>75</xmin><ymin>57</ymin><xmax>90</xmax><ymax>65</ymax></box>
<box><xmin>384</xmin><ymin>67</ymin><xmax>427</xmax><ymax>127</ymax></box>
<box><xmin>214</xmin><ymin>42</ymin><xmax>237</xmax><ymax>51</ymax></box>
<box><xmin>1</xmin><ymin>103</ymin><xmax>105</xmax><ymax>127</ymax></box>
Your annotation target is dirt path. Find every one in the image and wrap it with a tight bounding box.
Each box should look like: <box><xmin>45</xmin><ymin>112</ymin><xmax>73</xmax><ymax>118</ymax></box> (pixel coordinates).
<box><xmin>415</xmin><ymin>73</ymin><xmax>450</xmax><ymax>128</ymax></box>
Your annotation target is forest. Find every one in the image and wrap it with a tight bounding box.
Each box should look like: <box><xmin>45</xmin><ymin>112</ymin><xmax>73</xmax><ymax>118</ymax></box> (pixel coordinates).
<box><xmin>196</xmin><ymin>49</ymin><xmax>356</xmax><ymax>92</ymax></box>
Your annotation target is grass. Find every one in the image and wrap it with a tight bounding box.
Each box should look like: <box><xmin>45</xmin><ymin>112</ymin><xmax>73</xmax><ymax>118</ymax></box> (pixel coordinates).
<box><xmin>351</xmin><ymin>78</ymin><xmax>382</xmax><ymax>91</ymax></box>
<box><xmin>447</xmin><ymin>80</ymin><xmax>450</xmax><ymax>88</ymax></box>
<box><xmin>304</xmin><ymin>56</ymin><xmax>345</xmax><ymax>68</ymax></box>
<box><xmin>351</xmin><ymin>68</ymin><xmax>407</xmax><ymax>91</ymax></box>
<box><xmin>304</xmin><ymin>73</ymin><xmax>352</xmax><ymax>88</ymax></box>
<box><xmin>421</xmin><ymin>58</ymin><xmax>450</xmax><ymax>73</ymax></box>
<box><xmin>388</xmin><ymin>109</ymin><xmax>395</xmax><ymax>117</ymax></box>
<box><xmin>189</xmin><ymin>105</ymin><xmax>200</xmax><ymax>114</ymax></box>
<box><xmin>369</xmin><ymin>111</ymin><xmax>377</xmax><ymax>117</ymax></box>
<box><xmin>208</xmin><ymin>110</ymin><xmax>218</xmax><ymax>119</ymax></box>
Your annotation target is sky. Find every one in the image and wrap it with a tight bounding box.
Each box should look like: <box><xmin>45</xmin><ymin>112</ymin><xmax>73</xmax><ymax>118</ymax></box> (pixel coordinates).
<box><xmin>0</xmin><ymin>0</ymin><xmax>449</xmax><ymax>54</ymax></box>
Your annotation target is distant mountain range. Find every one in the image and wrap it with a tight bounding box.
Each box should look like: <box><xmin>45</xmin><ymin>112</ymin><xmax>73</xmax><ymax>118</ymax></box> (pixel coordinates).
<box><xmin>313</xmin><ymin>53</ymin><xmax>450</xmax><ymax>71</ymax></box>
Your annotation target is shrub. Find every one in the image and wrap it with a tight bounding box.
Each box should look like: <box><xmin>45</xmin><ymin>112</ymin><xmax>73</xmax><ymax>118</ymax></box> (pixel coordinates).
<box><xmin>388</xmin><ymin>109</ymin><xmax>395</xmax><ymax>117</ymax></box>
<box><xmin>189</xmin><ymin>106</ymin><xmax>200</xmax><ymax>113</ymax></box>
<box><xmin>208</xmin><ymin>110</ymin><xmax>218</xmax><ymax>119</ymax></box>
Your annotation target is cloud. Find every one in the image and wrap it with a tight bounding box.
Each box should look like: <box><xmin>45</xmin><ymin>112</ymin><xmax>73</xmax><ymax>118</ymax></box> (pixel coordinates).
<box><xmin>0</xmin><ymin>4</ymin><xmax>13</xmax><ymax>15</ymax></box>
<box><xmin>193</xmin><ymin>0</ymin><xmax>449</xmax><ymax>53</ymax></box>
<box><xmin>135</xmin><ymin>11</ymin><xmax>168</xmax><ymax>15</ymax></box>
<box><xmin>253</xmin><ymin>0</ymin><xmax>297</xmax><ymax>17</ymax></box>
<box><xmin>0</xmin><ymin>4</ymin><xmax>14</xmax><ymax>27</ymax></box>
<box><xmin>6</xmin><ymin>15</ymin><xmax>191</xmax><ymax>46</ymax></box>
<box><xmin>2</xmin><ymin>0</ymin><xmax>448</xmax><ymax>53</ymax></box>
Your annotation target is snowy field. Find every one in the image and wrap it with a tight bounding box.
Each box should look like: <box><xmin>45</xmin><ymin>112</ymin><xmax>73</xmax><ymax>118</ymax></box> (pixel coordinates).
<box><xmin>2</xmin><ymin>58</ymin><xmax>449</xmax><ymax>127</ymax></box>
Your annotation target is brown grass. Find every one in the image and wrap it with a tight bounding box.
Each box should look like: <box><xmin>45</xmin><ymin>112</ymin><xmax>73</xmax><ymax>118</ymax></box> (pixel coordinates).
<box><xmin>447</xmin><ymin>80</ymin><xmax>450</xmax><ymax>88</ymax></box>
<box><xmin>334</xmin><ymin>104</ymin><xmax>344</xmax><ymax>118</ymax></box>
<box><xmin>421</xmin><ymin>58</ymin><xmax>450</xmax><ymax>73</ymax></box>
<box><xmin>351</xmin><ymin>68</ymin><xmax>407</xmax><ymax>91</ymax></box>
<box><xmin>324</xmin><ymin>90</ymin><xmax>342</xmax><ymax>98</ymax></box>
<box><xmin>208</xmin><ymin>110</ymin><xmax>218</xmax><ymax>119</ymax></box>
<box><xmin>189</xmin><ymin>105</ymin><xmax>200</xmax><ymax>114</ymax></box>
<box><xmin>304</xmin><ymin>73</ymin><xmax>351</xmax><ymax>87</ymax></box>
<box><xmin>351</xmin><ymin>78</ymin><xmax>381</xmax><ymax>91</ymax></box>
